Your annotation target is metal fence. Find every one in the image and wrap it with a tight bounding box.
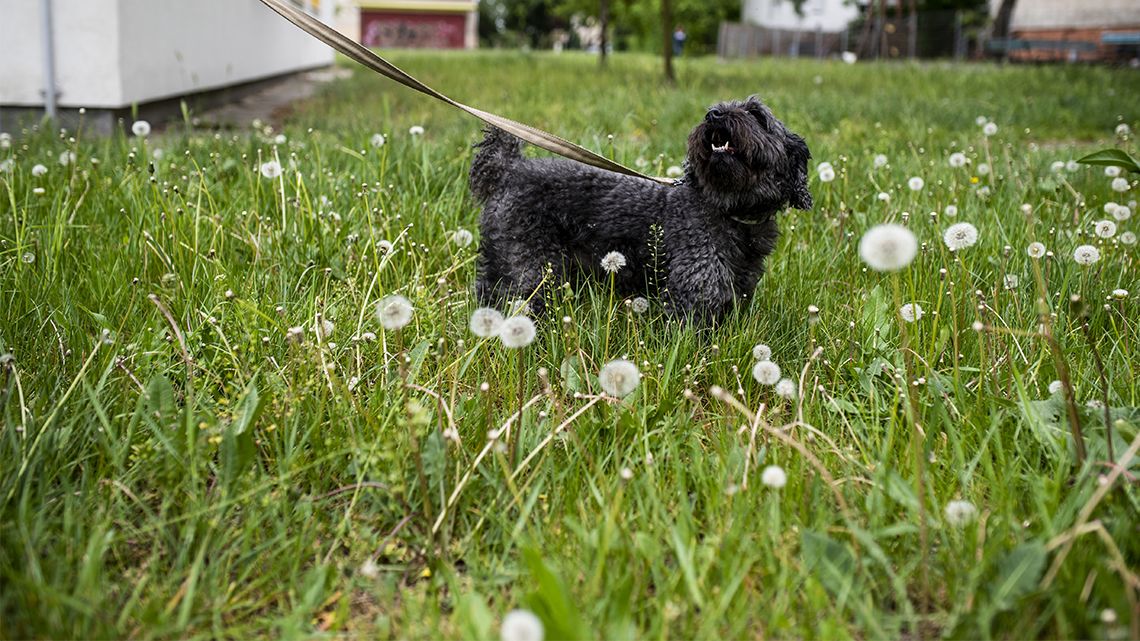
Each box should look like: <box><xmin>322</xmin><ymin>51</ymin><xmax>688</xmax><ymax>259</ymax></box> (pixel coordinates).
<box><xmin>718</xmin><ymin>10</ymin><xmax>982</xmax><ymax>61</ymax></box>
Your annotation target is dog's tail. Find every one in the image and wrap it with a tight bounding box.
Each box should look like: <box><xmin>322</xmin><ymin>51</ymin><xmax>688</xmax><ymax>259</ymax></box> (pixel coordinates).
<box><xmin>469</xmin><ymin>126</ymin><xmax>522</xmax><ymax>203</ymax></box>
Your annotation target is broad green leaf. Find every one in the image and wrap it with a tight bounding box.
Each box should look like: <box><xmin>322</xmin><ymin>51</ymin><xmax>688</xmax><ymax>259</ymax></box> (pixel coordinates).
<box><xmin>1075</xmin><ymin>148</ymin><xmax>1140</xmax><ymax>173</ymax></box>
<box><xmin>455</xmin><ymin>590</ymin><xmax>494</xmax><ymax>641</ymax></box>
<box><xmin>559</xmin><ymin>355</ymin><xmax>584</xmax><ymax>395</ymax></box>
<box><xmin>221</xmin><ymin>378</ymin><xmax>261</xmax><ymax>486</ymax></box>
<box><xmin>800</xmin><ymin>529</ymin><xmax>857</xmax><ymax>598</ymax></box>
<box><xmin>987</xmin><ymin>542</ymin><xmax>1046</xmax><ymax>612</ymax></box>
<box><xmin>522</xmin><ymin>547</ymin><xmax>585</xmax><ymax>640</ymax></box>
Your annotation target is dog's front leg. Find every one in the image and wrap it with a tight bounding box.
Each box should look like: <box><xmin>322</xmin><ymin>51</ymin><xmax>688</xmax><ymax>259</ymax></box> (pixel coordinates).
<box><xmin>663</xmin><ymin>254</ymin><xmax>736</xmax><ymax>324</ymax></box>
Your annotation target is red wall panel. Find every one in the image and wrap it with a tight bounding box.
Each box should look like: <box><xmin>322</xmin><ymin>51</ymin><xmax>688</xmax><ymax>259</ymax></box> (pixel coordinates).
<box><xmin>361</xmin><ymin>11</ymin><xmax>466</xmax><ymax>49</ymax></box>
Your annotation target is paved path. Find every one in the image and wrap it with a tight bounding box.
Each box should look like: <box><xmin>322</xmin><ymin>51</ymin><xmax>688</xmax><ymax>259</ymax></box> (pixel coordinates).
<box><xmin>194</xmin><ymin>67</ymin><xmax>352</xmax><ymax>129</ymax></box>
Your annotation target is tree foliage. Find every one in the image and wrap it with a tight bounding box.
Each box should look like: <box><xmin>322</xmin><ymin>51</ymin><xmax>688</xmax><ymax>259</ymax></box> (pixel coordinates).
<box><xmin>481</xmin><ymin>0</ymin><xmax>739</xmax><ymax>54</ymax></box>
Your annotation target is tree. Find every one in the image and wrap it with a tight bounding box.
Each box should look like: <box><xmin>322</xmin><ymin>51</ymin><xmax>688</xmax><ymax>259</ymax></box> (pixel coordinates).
<box><xmin>661</xmin><ymin>0</ymin><xmax>674</xmax><ymax>82</ymax></box>
<box><xmin>599</xmin><ymin>0</ymin><xmax>610</xmax><ymax>66</ymax></box>
<box><xmin>992</xmin><ymin>0</ymin><xmax>1017</xmax><ymax>40</ymax></box>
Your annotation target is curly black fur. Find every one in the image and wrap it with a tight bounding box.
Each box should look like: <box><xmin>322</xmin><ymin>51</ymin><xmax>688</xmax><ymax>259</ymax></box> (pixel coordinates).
<box><xmin>469</xmin><ymin>96</ymin><xmax>812</xmax><ymax>323</ymax></box>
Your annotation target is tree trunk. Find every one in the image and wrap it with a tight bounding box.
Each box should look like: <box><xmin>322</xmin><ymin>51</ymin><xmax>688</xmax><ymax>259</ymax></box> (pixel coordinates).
<box><xmin>856</xmin><ymin>0</ymin><xmax>874</xmax><ymax>58</ymax></box>
<box><xmin>662</xmin><ymin>0</ymin><xmax>675</xmax><ymax>83</ymax></box>
<box><xmin>599</xmin><ymin>0</ymin><xmax>609</xmax><ymax>66</ymax></box>
<box><xmin>993</xmin><ymin>0</ymin><xmax>1017</xmax><ymax>40</ymax></box>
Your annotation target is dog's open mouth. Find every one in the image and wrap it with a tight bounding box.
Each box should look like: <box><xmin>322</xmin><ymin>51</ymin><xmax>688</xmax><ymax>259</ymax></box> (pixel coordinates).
<box><xmin>709</xmin><ymin>128</ymin><xmax>735</xmax><ymax>155</ymax></box>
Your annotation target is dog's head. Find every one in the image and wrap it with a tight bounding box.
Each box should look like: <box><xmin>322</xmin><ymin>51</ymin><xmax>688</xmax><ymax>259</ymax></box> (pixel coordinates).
<box><xmin>685</xmin><ymin>96</ymin><xmax>812</xmax><ymax>217</ymax></box>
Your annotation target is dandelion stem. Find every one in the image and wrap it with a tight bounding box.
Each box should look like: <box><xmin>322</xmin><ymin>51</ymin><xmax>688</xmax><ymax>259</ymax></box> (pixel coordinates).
<box><xmin>1029</xmin><ymin>259</ymin><xmax>1086</xmax><ymax>465</ymax></box>
<box><xmin>511</xmin><ymin>349</ymin><xmax>525</xmax><ymax>467</ymax></box>
<box><xmin>1080</xmin><ymin>321</ymin><xmax>1115</xmax><ymax>463</ymax></box>
<box><xmin>890</xmin><ymin>273</ymin><xmax>929</xmax><ymax>615</ymax></box>
<box><xmin>603</xmin><ymin>272</ymin><xmax>615</xmax><ymax>359</ymax></box>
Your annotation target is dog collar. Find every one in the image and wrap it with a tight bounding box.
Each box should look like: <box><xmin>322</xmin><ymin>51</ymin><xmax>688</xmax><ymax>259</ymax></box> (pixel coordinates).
<box><xmin>730</xmin><ymin>216</ymin><xmax>767</xmax><ymax>225</ymax></box>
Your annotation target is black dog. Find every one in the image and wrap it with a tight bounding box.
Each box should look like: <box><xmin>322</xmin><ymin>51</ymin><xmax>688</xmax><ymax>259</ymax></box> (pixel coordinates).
<box><xmin>469</xmin><ymin>96</ymin><xmax>811</xmax><ymax>323</ymax></box>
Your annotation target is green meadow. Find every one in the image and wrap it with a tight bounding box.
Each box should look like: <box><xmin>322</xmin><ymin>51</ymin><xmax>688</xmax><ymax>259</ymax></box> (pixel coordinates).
<box><xmin>1</xmin><ymin>51</ymin><xmax>1138</xmax><ymax>639</ymax></box>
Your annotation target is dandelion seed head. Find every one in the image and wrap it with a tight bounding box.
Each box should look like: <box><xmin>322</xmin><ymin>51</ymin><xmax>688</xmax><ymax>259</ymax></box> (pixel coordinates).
<box><xmin>1027</xmin><ymin>242</ymin><xmax>1046</xmax><ymax>258</ymax></box>
<box><xmin>469</xmin><ymin>307</ymin><xmax>504</xmax><ymax>338</ymax></box>
<box><xmin>32</xmin><ymin>164</ymin><xmax>48</xmax><ymax>177</ymax></box>
<box><xmin>408</xmin><ymin>125</ymin><xmax>425</xmax><ymax>136</ymax></box>
<box><xmin>873</xmin><ymin>153</ymin><xmax>888</xmax><ymax>168</ymax></box>
<box><xmin>1073</xmin><ymin>244</ymin><xmax>1101</xmax><ymax>266</ymax></box>
<box><xmin>1003</xmin><ymin>274</ymin><xmax>1019</xmax><ymax>290</ymax></box>
<box><xmin>1112</xmin><ymin>177</ymin><xmax>1130</xmax><ymax>192</ymax></box>
<box><xmin>259</xmin><ymin>160</ymin><xmax>282</xmax><ymax>179</ymax></box>
<box><xmin>1116</xmin><ymin>123</ymin><xmax>1132</xmax><ymax>138</ymax></box>
<box><xmin>376</xmin><ymin>295</ymin><xmax>414</xmax><ymax>330</ymax></box>
<box><xmin>359</xmin><ymin>558</ymin><xmax>380</xmax><ymax>579</ymax></box>
<box><xmin>775</xmin><ymin>378</ymin><xmax>797</xmax><ymax>399</ymax></box>
<box><xmin>818</xmin><ymin>166</ymin><xmax>836</xmax><ymax>182</ymax></box>
<box><xmin>1111</xmin><ymin>288</ymin><xmax>1128</xmax><ymax>299</ymax></box>
<box><xmin>877</xmin><ymin>191</ymin><xmax>891</xmax><ymax>202</ymax></box>
<box><xmin>900</xmin><ymin>303</ymin><xmax>924</xmax><ymax>323</ymax></box>
<box><xmin>943</xmin><ymin>222</ymin><xmax>979</xmax><ymax>251</ymax></box>
<box><xmin>944</xmin><ymin>204</ymin><xmax>958</xmax><ymax>217</ymax></box>
<box><xmin>841</xmin><ymin>51</ymin><xmax>857</xmax><ymax>64</ymax></box>
<box><xmin>313</xmin><ymin>318</ymin><xmax>334</xmax><ymax>339</ymax></box>
<box><xmin>1105</xmin><ymin>165</ymin><xmax>1122</xmax><ymax>178</ymax></box>
<box><xmin>600</xmin><ymin>251</ymin><xmax>627</xmax><ymax>273</ymax></box>
<box><xmin>752</xmin><ymin>343</ymin><xmax>772</xmax><ymax>361</ymax></box>
<box><xmin>449</xmin><ymin>228</ymin><xmax>474</xmax><ymax>247</ymax></box>
<box><xmin>944</xmin><ymin>500</ymin><xmax>977</xmax><ymax>527</ymax></box>
<box><xmin>752</xmin><ymin>360</ymin><xmax>781</xmax><ymax>386</ymax></box>
<box><xmin>1112</xmin><ymin>205</ymin><xmax>1131</xmax><ymax>221</ymax></box>
<box><xmin>1121</xmin><ymin>231</ymin><xmax>1137</xmax><ymax>245</ymax></box>
<box><xmin>131</xmin><ymin>120</ymin><xmax>151</xmax><ymax>137</ymax></box>
<box><xmin>948</xmin><ymin>152</ymin><xmax>967</xmax><ymax>168</ymax></box>
<box><xmin>761</xmin><ymin>465</ymin><xmax>787</xmax><ymax>488</ymax></box>
<box><xmin>370</xmin><ymin>133</ymin><xmax>386</xmax><ymax>147</ymax></box>
<box><xmin>500</xmin><ymin>609</ymin><xmax>544</xmax><ymax>641</ymax></box>
<box><xmin>599</xmin><ymin>359</ymin><xmax>641</xmax><ymax>397</ymax></box>
<box><xmin>666</xmin><ymin>165</ymin><xmax>683</xmax><ymax>178</ymax></box>
<box><xmin>858</xmin><ymin>224</ymin><xmax>917</xmax><ymax>272</ymax></box>
<box><xmin>498</xmin><ymin>316</ymin><xmax>536</xmax><ymax>348</ymax></box>
<box><xmin>1094</xmin><ymin>220</ymin><xmax>1117</xmax><ymax>238</ymax></box>
<box><xmin>908</xmin><ymin>176</ymin><xmax>925</xmax><ymax>191</ymax></box>
<box><xmin>630</xmin><ymin>297</ymin><xmax>649</xmax><ymax>314</ymax></box>
<box><xmin>982</xmin><ymin>122</ymin><xmax>997</xmax><ymax>136</ymax></box>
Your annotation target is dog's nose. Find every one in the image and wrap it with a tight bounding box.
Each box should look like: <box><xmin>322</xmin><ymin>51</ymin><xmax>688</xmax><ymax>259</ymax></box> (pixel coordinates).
<box><xmin>706</xmin><ymin>108</ymin><xmax>723</xmax><ymax>122</ymax></box>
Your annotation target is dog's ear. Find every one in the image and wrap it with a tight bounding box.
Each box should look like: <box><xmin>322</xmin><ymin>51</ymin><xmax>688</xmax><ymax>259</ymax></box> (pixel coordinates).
<box><xmin>784</xmin><ymin>132</ymin><xmax>813</xmax><ymax>211</ymax></box>
<box><xmin>743</xmin><ymin>95</ymin><xmax>772</xmax><ymax>128</ymax></box>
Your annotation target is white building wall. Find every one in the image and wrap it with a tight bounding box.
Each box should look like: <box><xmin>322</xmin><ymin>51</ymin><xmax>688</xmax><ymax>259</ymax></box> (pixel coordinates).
<box><xmin>742</xmin><ymin>0</ymin><xmax>860</xmax><ymax>33</ymax></box>
<box><xmin>1009</xmin><ymin>0</ymin><xmax>1140</xmax><ymax>30</ymax></box>
<box><xmin>0</xmin><ymin>0</ymin><xmax>123</xmax><ymax>107</ymax></box>
<box><xmin>1</xmin><ymin>0</ymin><xmax>336</xmax><ymax>109</ymax></box>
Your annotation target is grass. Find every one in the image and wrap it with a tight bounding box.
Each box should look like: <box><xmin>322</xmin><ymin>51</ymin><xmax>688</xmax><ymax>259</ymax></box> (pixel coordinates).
<box><xmin>1</xmin><ymin>51</ymin><xmax>1138</xmax><ymax>639</ymax></box>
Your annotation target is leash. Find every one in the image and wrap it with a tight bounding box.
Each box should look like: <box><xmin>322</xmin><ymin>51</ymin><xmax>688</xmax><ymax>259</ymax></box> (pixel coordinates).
<box><xmin>257</xmin><ymin>0</ymin><xmax>672</xmax><ymax>185</ymax></box>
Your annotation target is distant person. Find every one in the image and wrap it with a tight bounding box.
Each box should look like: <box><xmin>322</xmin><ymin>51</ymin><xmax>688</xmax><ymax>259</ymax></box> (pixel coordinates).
<box><xmin>673</xmin><ymin>25</ymin><xmax>687</xmax><ymax>56</ymax></box>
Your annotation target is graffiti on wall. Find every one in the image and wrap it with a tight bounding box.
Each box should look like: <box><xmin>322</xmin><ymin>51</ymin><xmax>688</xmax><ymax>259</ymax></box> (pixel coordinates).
<box><xmin>361</xmin><ymin>12</ymin><xmax>466</xmax><ymax>49</ymax></box>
